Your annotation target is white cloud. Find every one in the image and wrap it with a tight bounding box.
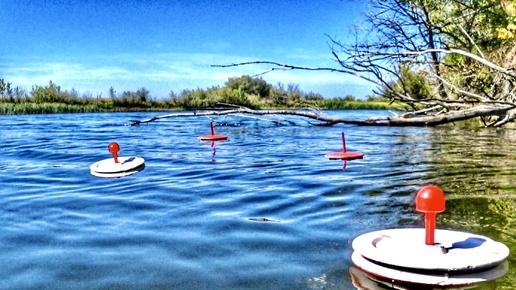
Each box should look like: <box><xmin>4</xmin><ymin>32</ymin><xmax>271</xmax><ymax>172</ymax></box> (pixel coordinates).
<box><xmin>3</xmin><ymin>51</ymin><xmax>375</xmax><ymax>98</ymax></box>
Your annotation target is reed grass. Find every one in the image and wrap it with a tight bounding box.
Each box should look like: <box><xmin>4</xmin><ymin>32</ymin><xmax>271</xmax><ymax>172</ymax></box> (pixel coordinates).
<box><xmin>0</xmin><ymin>102</ymin><xmax>103</xmax><ymax>115</ymax></box>
<box><xmin>316</xmin><ymin>100</ymin><xmax>411</xmax><ymax>111</ymax></box>
<box><xmin>0</xmin><ymin>99</ymin><xmax>410</xmax><ymax>115</ymax></box>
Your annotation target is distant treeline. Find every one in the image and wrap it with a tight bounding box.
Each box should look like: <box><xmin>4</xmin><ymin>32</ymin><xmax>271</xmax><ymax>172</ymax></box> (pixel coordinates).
<box><xmin>0</xmin><ymin>76</ymin><xmax>409</xmax><ymax>114</ymax></box>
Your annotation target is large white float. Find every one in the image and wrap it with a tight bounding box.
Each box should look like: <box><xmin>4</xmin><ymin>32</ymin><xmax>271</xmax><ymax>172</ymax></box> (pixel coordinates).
<box><xmin>90</xmin><ymin>142</ymin><xmax>145</xmax><ymax>178</ymax></box>
<box><xmin>350</xmin><ymin>185</ymin><xmax>510</xmax><ymax>287</ymax></box>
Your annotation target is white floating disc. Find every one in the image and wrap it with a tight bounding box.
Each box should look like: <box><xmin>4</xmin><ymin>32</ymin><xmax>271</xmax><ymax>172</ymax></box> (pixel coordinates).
<box><xmin>352</xmin><ymin>228</ymin><xmax>509</xmax><ymax>272</ymax></box>
<box><xmin>90</xmin><ymin>156</ymin><xmax>145</xmax><ymax>174</ymax></box>
<box><xmin>90</xmin><ymin>168</ymin><xmax>143</xmax><ymax>178</ymax></box>
<box><xmin>351</xmin><ymin>251</ymin><xmax>508</xmax><ymax>287</ymax></box>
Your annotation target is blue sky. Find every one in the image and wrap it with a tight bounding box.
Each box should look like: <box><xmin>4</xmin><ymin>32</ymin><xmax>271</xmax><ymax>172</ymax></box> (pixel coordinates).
<box><xmin>1</xmin><ymin>0</ymin><xmax>375</xmax><ymax>99</ymax></box>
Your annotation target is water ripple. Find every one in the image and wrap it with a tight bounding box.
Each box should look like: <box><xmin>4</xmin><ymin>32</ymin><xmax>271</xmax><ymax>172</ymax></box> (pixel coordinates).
<box><xmin>1</xmin><ymin>112</ymin><xmax>516</xmax><ymax>289</ymax></box>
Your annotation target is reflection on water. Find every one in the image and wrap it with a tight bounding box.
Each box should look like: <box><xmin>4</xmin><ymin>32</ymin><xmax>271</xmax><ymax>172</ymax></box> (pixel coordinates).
<box><xmin>349</xmin><ymin>265</ymin><xmax>504</xmax><ymax>290</ymax></box>
<box><xmin>0</xmin><ymin>111</ymin><xmax>515</xmax><ymax>289</ymax></box>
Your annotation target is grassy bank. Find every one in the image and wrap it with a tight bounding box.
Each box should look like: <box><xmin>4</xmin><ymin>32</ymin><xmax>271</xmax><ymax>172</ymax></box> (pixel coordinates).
<box><xmin>315</xmin><ymin>100</ymin><xmax>410</xmax><ymax>111</ymax></box>
<box><xmin>0</xmin><ymin>99</ymin><xmax>410</xmax><ymax>115</ymax></box>
<box><xmin>0</xmin><ymin>102</ymin><xmax>105</xmax><ymax>114</ymax></box>
<box><xmin>0</xmin><ymin>76</ymin><xmax>410</xmax><ymax>115</ymax></box>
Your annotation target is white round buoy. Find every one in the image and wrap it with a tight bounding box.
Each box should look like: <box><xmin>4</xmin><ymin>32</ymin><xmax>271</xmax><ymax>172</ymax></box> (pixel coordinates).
<box><xmin>349</xmin><ymin>185</ymin><xmax>510</xmax><ymax>286</ymax></box>
<box><xmin>90</xmin><ymin>167</ymin><xmax>144</xmax><ymax>178</ymax></box>
<box><xmin>90</xmin><ymin>156</ymin><xmax>145</xmax><ymax>177</ymax></box>
<box><xmin>90</xmin><ymin>142</ymin><xmax>145</xmax><ymax>178</ymax></box>
<box><xmin>352</xmin><ymin>228</ymin><xmax>509</xmax><ymax>272</ymax></box>
<box><xmin>351</xmin><ymin>251</ymin><xmax>508</xmax><ymax>287</ymax></box>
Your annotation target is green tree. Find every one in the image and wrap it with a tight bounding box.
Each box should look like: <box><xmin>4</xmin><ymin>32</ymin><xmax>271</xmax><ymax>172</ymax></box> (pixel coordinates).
<box><xmin>109</xmin><ymin>87</ymin><xmax>116</xmax><ymax>99</ymax></box>
<box><xmin>224</xmin><ymin>75</ymin><xmax>272</xmax><ymax>98</ymax></box>
<box><xmin>218</xmin><ymin>87</ymin><xmax>252</xmax><ymax>107</ymax></box>
<box><xmin>382</xmin><ymin>65</ymin><xmax>433</xmax><ymax>100</ymax></box>
<box><xmin>316</xmin><ymin>0</ymin><xmax>516</xmax><ymax>125</ymax></box>
<box><xmin>31</xmin><ymin>81</ymin><xmax>62</xmax><ymax>103</ymax></box>
<box><xmin>180</xmin><ymin>88</ymin><xmax>216</xmax><ymax>109</ymax></box>
<box><xmin>304</xmin><ymin>91</ymin><xmax>324</xmax><ymax>100</ymax></box>
<box><xmin>0</xmin><ymin>79</ymin><xmax>12</xmax><ymax>100</ymax></box>
<box><xmin>286</xmin><ymin>83</ymin><xmax>302</xmax><ymax>103</ymax></box>
<box><xmin>168</xmin><ymin>91</ymin><xmax>181</xmax><ymax>106</ymax></box>
<box><xmin>135</xmin><ymin>87</ymin><xmax>150</xmax><ymax>103</ymax></box>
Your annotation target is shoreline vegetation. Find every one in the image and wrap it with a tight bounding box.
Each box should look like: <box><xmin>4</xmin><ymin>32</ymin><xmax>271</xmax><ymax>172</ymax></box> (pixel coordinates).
<box><xmin>0</xmin><ymin>76</ymin><xmax>410</xmax><ymax>115</ymax></box>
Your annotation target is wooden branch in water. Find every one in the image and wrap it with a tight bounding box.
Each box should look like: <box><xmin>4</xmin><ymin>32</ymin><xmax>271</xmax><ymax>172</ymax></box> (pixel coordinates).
<box><xmin>126</xmin><ymin>108</ymin><xmax>371</xmax><ymax>126</ymax></box>
<box><xmin>124</xmin><ymin>108</ymin><xmax>363</xmax><ymax>127</ymax></box>
<box><xmin>126</xmin><ymin>104</ymin><xmax>516</xmax><ymax>127</ymax></box>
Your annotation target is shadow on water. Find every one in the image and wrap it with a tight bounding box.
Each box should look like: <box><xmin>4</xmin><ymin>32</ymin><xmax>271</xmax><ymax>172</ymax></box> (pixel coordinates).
<box><xmin>448</xmin><ymin>237</ymin><xmax>486</xmax><ymax>250</ymax></box>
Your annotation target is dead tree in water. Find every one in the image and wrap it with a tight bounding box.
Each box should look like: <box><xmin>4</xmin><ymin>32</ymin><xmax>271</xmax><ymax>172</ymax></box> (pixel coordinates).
<box><xmin>130</xmin><ymin>0</ymin><xmax>516</xmax><ymax>127</ymax></box>
<box><xmin>208</xmin><ymin>1</ymin><xmax>516</xmax><ymax>128</ymax></box>
<box><xmin>127</xmin><ymin>103</ymin><xmax>513</xmax><ymax>127</ymax></box>
<box><xmin>130</xmin><ymin>47</ymin><xmax>516</xmax><ymax>127</ymax></box>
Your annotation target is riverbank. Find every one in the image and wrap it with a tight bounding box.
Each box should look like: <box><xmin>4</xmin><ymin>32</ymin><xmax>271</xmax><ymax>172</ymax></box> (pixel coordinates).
<box><xmin>0</xmin><ymin>100</ymin><xmax>410</xmax><ymax>115</ymax></box>
<box><xmin>1</xmin><ymin>76</ymin><xmax>412</xmax><ymax>115</ymax></box>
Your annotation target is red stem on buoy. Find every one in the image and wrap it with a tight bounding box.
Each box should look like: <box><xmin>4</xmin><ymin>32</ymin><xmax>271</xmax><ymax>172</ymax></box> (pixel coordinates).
<box><xmin>341</xmin><ymin>132</ymin><xmax>347</xmax><ymax>153</ymax></box>
<box><xmin>210</xmin><ymin>122</ymin><xmax>215</xmax><ymax>135</ymax></box>
<box><xmin>424</xmin><ymin>212</ymin><xmax>437</xmax><ymax>245</ymax></box>
<box><xmin>108</xmin><ymin>142</ymin><xmax>120</xmax><ymax>163</ymax></box>
<box><xmin>341</xmin><ymin>132</ymin><xmax>347</xmax><ymax>169</ymax></box>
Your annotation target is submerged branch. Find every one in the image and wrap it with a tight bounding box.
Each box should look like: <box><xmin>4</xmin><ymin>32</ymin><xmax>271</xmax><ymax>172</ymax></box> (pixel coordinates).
<box><xmin>126</xmin><ymin>108</ymin><xmax>371</xmax><ymax>127</ymax></box>
<box><xmin>126</xmin><ymin>104</ymin><xmax>516</xmax><ymax>127</ymax></box>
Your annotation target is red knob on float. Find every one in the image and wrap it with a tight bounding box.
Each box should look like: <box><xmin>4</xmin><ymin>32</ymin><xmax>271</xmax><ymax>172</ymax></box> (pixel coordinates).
<box><xmin>416</xmin><ymin>185</ymin><xmax>445</xmax><ymax>245</ymax></box>
<box><xmin>108</xmin><ymin>142</ymin><xmax>120</xmax><ymax>163</ymax></box>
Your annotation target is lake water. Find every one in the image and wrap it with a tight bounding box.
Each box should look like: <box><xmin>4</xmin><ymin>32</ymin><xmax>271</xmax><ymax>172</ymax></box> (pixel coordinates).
<box><xmin>1</xmin><ymin>110</ymin><xmax>514</xmax><ymax>289</ymax></box>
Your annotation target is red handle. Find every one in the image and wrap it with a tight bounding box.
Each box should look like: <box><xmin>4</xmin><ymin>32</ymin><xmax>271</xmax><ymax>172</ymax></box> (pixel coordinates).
<box><xmin>108</xmin><ymin>142</ymin><xmax>120</xmax><ymax>163</ymax></box>
<box><xmin>416</xmin><ymin>185</ymin><xmax>445</xmax><ymax>245</ymax></box>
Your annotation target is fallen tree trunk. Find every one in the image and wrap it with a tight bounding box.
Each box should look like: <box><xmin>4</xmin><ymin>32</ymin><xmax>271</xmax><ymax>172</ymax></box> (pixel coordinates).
<box><xmin>126</xmin><ymin>104</ymin><xmax>516</xmax><ymax>127</ymax></box>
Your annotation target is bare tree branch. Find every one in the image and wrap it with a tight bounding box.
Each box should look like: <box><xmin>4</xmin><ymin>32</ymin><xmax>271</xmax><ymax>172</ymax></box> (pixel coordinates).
<box><xmin>205</xmin><ymin>1</ymin><xmax>516</xmax><ymax>128</ymax></box>
<box><xmin>127</xmin><ymin>103</ymin><xmax>516</xmax><ymax>127</ymax></box>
